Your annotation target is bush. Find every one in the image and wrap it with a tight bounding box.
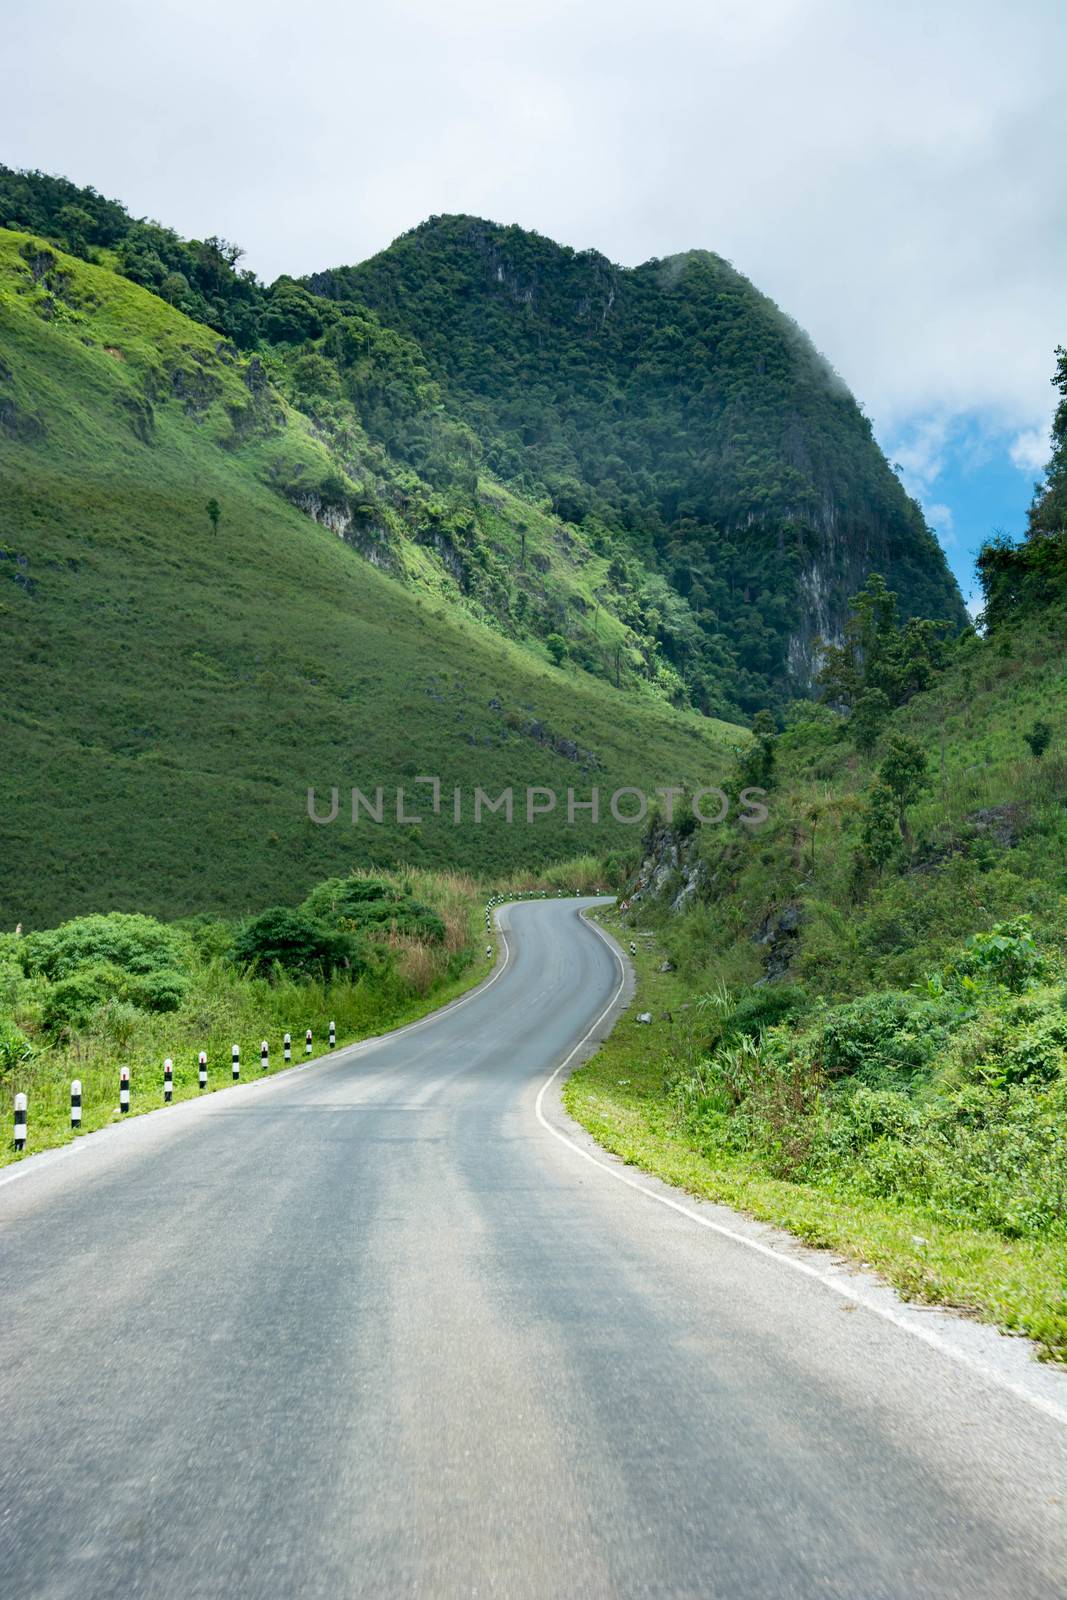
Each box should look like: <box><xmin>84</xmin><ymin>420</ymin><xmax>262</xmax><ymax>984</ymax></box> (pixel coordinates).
<box><xmin>22</xmin><ymin>913</ymin><xmax>188</xmax><ymax>981</ymax></box>
<box><xmin>697</xmin><ymin>982</ymin><xmax>810</xmax><ymax>1053</ymax></box>
<box><xmin>88</xmin><ymin>999</ymin><xmax>148</xmax><ymax>1048</ymax></box>
<box><xmin>818</xmin><ymin>991</ymin><xmax>951</xmax><ymax>1082</ymax></box>
<box><xmin>231</xmin><ymin>908</ymin><xmax>359</xmax><ymax>980</ymax></box>
<box><xmin>0</xmin><ymin>1017</ymin><xmax>32</xmax><ymax>1073</ymax></box>
<box><xmin>948</xmin><ymin>916</ymin><xmax>1047</xmax><ymax>994</ymax></box>
<box><xmin>41</xmin><ymin>964</ymin><xmax>126</xmax><ymax>1033</ymax></box>
<box><xmin>125</xmin><ymin>968</ymin><xmax>189</xmax><ymax>1013</ymax></box>
<box><xmin>301</xmin><ymin>877</ymin><xmax>445</xmax><ymax>942</ymax></box>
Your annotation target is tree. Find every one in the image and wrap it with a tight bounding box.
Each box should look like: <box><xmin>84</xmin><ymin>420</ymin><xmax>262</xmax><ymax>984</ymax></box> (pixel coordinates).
<box><xmin>856</xmin><ymin>784</ymin><xmax>898</xmax><ymax>875</ymax></box>
<box><xmin>1024</xmin><ymin>720</ymin><xmax>1052</xmax><ymax>761</ymax></box>
<box><xmin>879</xmin><ymin>735</ymin><xmax>928</xmax><ymax>842</ymax></box>
<box><xmin>546</xmin><ymin>633</ymin><xmax>568</xmax><ymax>667</ymax></box>
<box><xmin>850</xmin><ymin>687</ymin><xmax>891</xmax><ymax>753</ymax></box>
<box><xmin>231</xmin><ymin>908</ymin><xmax>357</xmax><ymax>980</ymax></box>
<box><xmin>206</xmin><ymin>498</ymin><xmax>221</xmax><ymax>534</ymax></box>
<box><xmin>739</xmin><ymin>709</ymin><xmax>777</xmax><ymax>788</ymax></box>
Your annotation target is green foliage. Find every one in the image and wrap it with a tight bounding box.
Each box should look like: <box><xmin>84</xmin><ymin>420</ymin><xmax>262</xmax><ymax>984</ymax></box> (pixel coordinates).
<box><xmin>817</xmin><ymin>574</ymin><xmax>953</xmax><ymax>714</ymax></box>
<box><xmin>0</xmin><ymin>1017</ymin><xmax>33</xmax><ymax>1073</ymax></box>
<box><xmin>230</xmin><ymin>908</ymin><xmax>359</xmax><ymax>980</ymax></box>
<box><xmin>856</xmin><ymin>784</ymin><xmax>899</xmax><ymax>875</ymax></box>
<box><xmin>944</xmin><ymin>917</ymin><xmax>1048</xmax><ymax>996</ymax></box>
<box><xmin>0</xmin><ymin>227</ymin><xmax>743</xmax><ymax>924</ymax></box>
<box><xmin>545</xmin><ymin>632</ymin><xmax>568</xmax><ymax>667</ymax></box>
<box><xmin>41</xmin><ymin>965</ymin><xmax>126</xmax><ymax>1033</ymax></box>
<box><xmin>850</xmin><ymin>686</ymin><xmax>891</xmax><ymax>753</ymax></box>
<box><xmin>1024</xmin><ymin>719</ymin><xmax>1052</xmax><ymax>761</ymax></box>
<box><xmin>206</xmin><ymin>497</ymin><xmax>220</xmax><ymax>532</ymax></box>
<box><xmin>21</xmin><ymin>913</ymin><xmax>188</xmax><ymax>981</ymax></box>
<box><xmin>737</xmin><ymin>708</ymin><xmax>777</xmax><ymax>788</ymax></box>
<box><xmin>124</xmin><ymin>968</ymin><xmax>190</xmax><ymax>1013</ymax></box>
<box><xmin>818</xmin><ymin>991</ymin><xmax>951</xmax><ymax>1081</ymax></box>
<box><xmin>300</xmin><ymin>877</ymin><xmax>446</xmax><ymax>942</ymax></box>
<box><xmin>878</xmin><ymin>734</ymin><xmax>928</xmax><ymax>835</ymax></box>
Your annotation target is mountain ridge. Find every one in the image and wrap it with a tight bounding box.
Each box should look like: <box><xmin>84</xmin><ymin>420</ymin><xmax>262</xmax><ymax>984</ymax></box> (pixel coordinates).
<box><xmin>308</xmin><ymin>211</ymin><xmax>966</xmax><ymax>694</ymax></box>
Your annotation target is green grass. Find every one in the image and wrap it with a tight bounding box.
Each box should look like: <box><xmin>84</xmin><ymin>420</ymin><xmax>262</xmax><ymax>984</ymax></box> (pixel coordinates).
<box><xmin>0</xmin><ymin>232</ymin><xmax>740</xmax><ymax>927</ymax></box>
<box><xmin>0</xmin><ymin>866</ymin><xmax>502</xmax><ymax>1168</ymax></box>
<box><xmin>564</xmin><ymin>908</ymin><xmax>1067</xmax><ymax>1362</ymax></box>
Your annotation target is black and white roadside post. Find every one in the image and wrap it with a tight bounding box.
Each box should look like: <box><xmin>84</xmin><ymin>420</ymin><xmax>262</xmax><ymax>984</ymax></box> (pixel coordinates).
<box><xmin>198</xmin><ymin>1051</ymin><xmax>208</xmax><ymax>1090</ymax></box>
<box><xmin>328</xmin><ymin>1020</ymin><xmax>336</xmax><ymax>1048</ymax></box>
<box><xmin>260</xmin><ymin>1039</ymin><xmax>269</xmax><ymax>1074</ymax></box>
<box><xmin>232</xmin><ymin>1044</ymin><xmax>240</xmax><ymax>1082</ymax></box>
<box><xmin>305</xmin><ymin>1029</ymin><xmax>313</xmax><ymax>1058</ymax></box>
<box><xmin>14</xmin><ymin>1092</ymin><xmax>27</xmax><ymax>1151</ymax></box>
<box><xmin>71</xmin><ymin>1079</ymin><xmax>82</xmax><ymax>1130</ymax></box>
<box><xmin>283</xmin><ymin>1032</ymin><xmax>291</xmax><ymax>1064</ymax></box>
<box><xmin>119</xmin><ymin>1068</ymin><xmax>130</xmax><ymax>1114</ymax></box>
<box><xmin>486</xmin><ymin>944</ymin><xmax>491</xmax><ymax>959</ymax></box>
<box><xmin>164</xmin><ymin>1058</ymin><xmax>173</xmax><ymax>1103</ymax></box>
<box><xmin>629</xmin><ymin>941</ymin><xmax>637</xmax><ymax>956</ymax></box>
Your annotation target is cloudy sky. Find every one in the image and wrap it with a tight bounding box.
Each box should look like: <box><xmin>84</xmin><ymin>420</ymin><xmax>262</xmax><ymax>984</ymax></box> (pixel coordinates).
<box><xmin>6</xmin><ymin>0</ymin><xmax>1065</xmax><ymax>603</ymax></box>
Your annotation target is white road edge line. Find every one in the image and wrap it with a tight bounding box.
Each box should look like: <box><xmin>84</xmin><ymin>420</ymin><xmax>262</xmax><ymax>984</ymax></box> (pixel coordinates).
<box><xmin>0</xmin><ymin>915</ymin><xmax>516</xmax><ymax>1194</ymax></box>
<box><xmin>535</xmin><ymin>907</ymin><xmax>1067</xmax><ymax>1431</ymax></box>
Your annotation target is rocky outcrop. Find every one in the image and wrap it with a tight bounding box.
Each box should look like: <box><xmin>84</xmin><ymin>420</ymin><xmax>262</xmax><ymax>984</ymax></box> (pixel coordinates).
<box><xmin>752</xmin><ymin>903</ymin><xmax>802</xmax><ymax>980</ymax></box>
<box><xmin>626</xmin><ymin>820</ymin><xmax>705</xmax><ymax>914</ymax></box>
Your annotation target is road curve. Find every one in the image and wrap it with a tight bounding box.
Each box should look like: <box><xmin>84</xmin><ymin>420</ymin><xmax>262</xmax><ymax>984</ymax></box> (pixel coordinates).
<box><xmin>0</xmin><ymin>899</ymin><xmax>1064</xmax><ymax>1598</ymax></box>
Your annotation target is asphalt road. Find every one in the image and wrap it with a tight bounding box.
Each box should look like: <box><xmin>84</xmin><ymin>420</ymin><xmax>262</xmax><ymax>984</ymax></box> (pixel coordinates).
<box><xmin>1</xmin><ymin>899</ymin><xmax>1064</xmax><ymax>1598</ymax></box>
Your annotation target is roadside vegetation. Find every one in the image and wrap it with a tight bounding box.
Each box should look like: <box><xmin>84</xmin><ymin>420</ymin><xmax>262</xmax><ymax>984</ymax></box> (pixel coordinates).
<box><xmin>569</xmin><ymin>351</ymin><xmax>1067</xmax><ymax>1358</ymax></box>
<box><xmin>0</xmin><ymin>867</ymin><xmax>489</xmax><ymax>1166</ymax></box>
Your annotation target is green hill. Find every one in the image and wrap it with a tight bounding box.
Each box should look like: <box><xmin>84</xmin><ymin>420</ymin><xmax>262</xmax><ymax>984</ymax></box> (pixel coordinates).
<box><xmin>0</xmin><ymin>229</ymin><xmax>739</xmax><ymax>928</ymax></box>
<box><xmin>1</xmin><ymin>169</ymin><xmax>965</xmax><ymax>719</ymax></box>
<box><xmin>309</xmin><ymin>214</ymin><xmax>966</xmax><ymax>703</ymax></box>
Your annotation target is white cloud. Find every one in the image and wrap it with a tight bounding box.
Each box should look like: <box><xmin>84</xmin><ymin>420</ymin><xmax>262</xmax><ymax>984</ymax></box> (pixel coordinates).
<box><xmin>2</xmin><ymin>0</ymin><xmax>1064</xmax><ymax>446</ymax></box>
<box><xmin>1010</xmin><ymin>428</ymin><xmax>1051</xmax><ymax>473</ymax></box>
<box><xmin>924</xmin><ymin>503</ymin><xmax>955</xmax><ymax>545</ymax></box>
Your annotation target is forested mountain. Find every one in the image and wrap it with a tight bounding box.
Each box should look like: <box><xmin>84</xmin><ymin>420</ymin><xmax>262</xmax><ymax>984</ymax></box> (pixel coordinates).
<box><xmin>0</xmin><ymin>224</ymin><xmax>738</xmax><ymax>926</ymax></box>
<box><xmin>309</xmin><ymin>216</ymin><xmax>966</xmax><ymax>698</ymax></box>
<box><xmin>1</xmin><ymin>169</ymin><xmax>964</xmax><ymax>720</ymax></box>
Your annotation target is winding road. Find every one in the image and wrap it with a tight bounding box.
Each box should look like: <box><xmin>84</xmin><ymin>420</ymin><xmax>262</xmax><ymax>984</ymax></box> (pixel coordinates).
<box><xmin>1</xmin><ymin>899</ymin><xmax>1064</xmax><ymax>1597</ymax></box>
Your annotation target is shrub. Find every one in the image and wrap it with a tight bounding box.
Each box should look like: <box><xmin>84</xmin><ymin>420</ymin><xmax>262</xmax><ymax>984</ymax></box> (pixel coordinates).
<box><xmin>41</xmin><ymin>964</ymin><xmax>125</xmax><ymax>1033</ymax></box>
<box><xmin>817</xmin><ymin>991</ymin><xmax>951</xmax><ymax>1082</ymax></box>
<box><xmin>89</xmin><ymin>999</ymin><xmax>148</xmax><ymax>1048</ymax></box>
<box><xmin>301</xmin><ymin>877</ymin><xmax>445</xmax><ymax>943</ymax></box>
<box><xmin>22</xmin><ymin>913</ymin><xmax>188</xmax><ymax>981</ymax></box>
<box><xmin>948</xmin><ymin>916</ymin><xmax>1047</xmax><ymax>994</ymax></box>
<box><xmin>0</xmin><ymin>1017</ymin><xmax>32</xmax><ymax>1073</ymax></box>
<box><xmin>231</xmin><ymin>908</ymin><xmax>359</xmax><ymax>980</ymax></box>
<box><xmin>125</xmin><ymin>968</ymin><xmax>189</xmax><ymax>1013</ymax></box>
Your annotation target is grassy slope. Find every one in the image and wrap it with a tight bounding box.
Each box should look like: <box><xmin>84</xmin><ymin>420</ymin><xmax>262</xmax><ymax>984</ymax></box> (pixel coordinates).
<box><xmin>565</xmin><ymin>615</ymin><xmax>1067</xmax><ymax>1358</ymax></box>
<box><xmin>0</xmin><ymin>233</ymin><xmax>738</xmax><ymax>927</ymax></box>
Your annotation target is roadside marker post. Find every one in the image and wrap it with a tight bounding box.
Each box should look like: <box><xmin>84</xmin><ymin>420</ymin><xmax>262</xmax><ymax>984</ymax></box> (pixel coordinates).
<box><xmin>164</xmin><ymin>1058</ymin><xmax>173</xmax><ymax>1103</ymax></box>
<box><xmin>198</xmin><ymin>1051</ymin><xmax>208</xmax><ymax>1090</ymax></box>
<box><xmin>119</xmin><ymin>1068</ymin><xmax>130</xmax><ymax>1114</ymax></box>
<box><xmin>71</xmin><ymin>1079</ymin><xmax>82</xmax><ymax>1130</ymax></box>
<box><xmin>328</xmin><ymin>1021</ymin><xmax>336</xmax><ymax>1048</ymax></box>
<box><xmin>630</xmin><ymin>942</ymin><xmax>637</xmax><ymax>956</ymax></box>
<box><xmin>260</xmin><ymin>1040</ymin><xmax>269</xmax><ymax>1073</ymax></box>
<box><xmin>232</xmin><ymin>1044</ymin><xmax>240</xmax><ymax>1082</ymax></box>
<box><xmin>305</xmin><ymin>1029</ymin><xmax>312</xmax><ymax>1057</ymax></box>
<box><xmin>14</xmin><ymin>1092</ymin><xmax>27</xmax><ymax>1151</ymax></box>
<box><xmin>486</xmin><ymin>945</ymin><xmax>491</xmax><ymax>958</ymax></box>
<box><xmin>283</xmin><ymin>1033</ymin><xmax>291</xmax><ymax>1064</ymax></box>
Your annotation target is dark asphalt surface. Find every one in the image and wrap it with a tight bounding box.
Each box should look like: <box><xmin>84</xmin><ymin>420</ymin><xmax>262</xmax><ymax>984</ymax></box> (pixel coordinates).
<box><xmin>0</xmin><ymin>899</ymin><xmax>1064</xmax><ymax>1598</ymax></box>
